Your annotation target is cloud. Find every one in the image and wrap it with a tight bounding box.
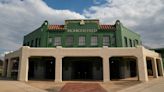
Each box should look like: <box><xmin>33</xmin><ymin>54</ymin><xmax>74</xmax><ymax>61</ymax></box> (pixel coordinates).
<box><xmin>0</xmin><ymin>51</ymin><xmax>11</xmax><ymax>60</ymax></box>
<box><xmin>84</xmin><ymin>0</ymin><xmax>164</xmax><ymax>48</ymax></box>
<box><xmin>0</xmin><ymin>0</ymin><xmax>164</xmax><ymax>59</ymax></box>
<box><xmin>93</xmin><ymin>0</ymin><xmax>101</xmax><ymax>5</ymax></box>
<box><xmin>0</xmin><ymin>0</ymin><xmax>85</xmax><ymax>57</ymax></box>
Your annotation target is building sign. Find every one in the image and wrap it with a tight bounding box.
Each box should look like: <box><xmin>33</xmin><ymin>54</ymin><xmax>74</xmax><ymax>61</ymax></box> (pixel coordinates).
<box><xmin>65</xmin><ymin>20</ymin><xmax>99</xmax><ymax>24</ymax></box>
<box><xmin>67</xmin><ymin>29</ymin><xmax>97</xmax><ymax>32</ymax></box>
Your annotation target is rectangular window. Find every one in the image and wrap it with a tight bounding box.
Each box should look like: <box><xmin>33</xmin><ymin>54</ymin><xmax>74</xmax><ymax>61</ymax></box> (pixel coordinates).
<box><xmin>111</xmin><ymin>34</ymin><xmax>116</xmax><ymax>46</ymax></box>
<box><xmin>54</xmin><ymin>36</ymin><xmax>61</xmax><ymax>46</ymax></box>
<box><xmin>136</xmin><ymin>40</ymin><xmax>139</xmax><ymax>45</ymax></box>
<box><xmin>78</xmin><ymin>36</ymin><xmax>85</xmax><ymax>46</ymax></box>
<box><xmin>124</xmin><ymin>37</ymin><xmax>128</xmax><ymax>47</ymax></box>
<box><xmin>31</xmin><ymin>40</ymin><xmax>33</xmax><ymax>47</ymax></box>
<box><xmin>27</xmin><ymin>42</ymin><xmax>29</xmax><ymax>46</ymax></box>
<box><xmin>91</xmin><ymin>35</ymin><xmax>98</xmax><ymax>46</ymax></box>
<box><xmin>66</xmin><ymin>35</ymin><xmax>73</xmax><ymax>46</ymax></box>
<box><xmin>48</xmin><ymin>37</ymin><xmax>52</xmax><ymax>44</ymax></box>
<box><xmin>129</xmin><ymin>39</ymin><xmax>132</xmax><ymax>47</ymax></box>
<box><xmin>38</xmin><ymin>38</ymin><xmax>41</xmax><ymax>47</ymax></box>
<box><xmin>133</xmin><ymin>40</ymin><xmax>136</xmax><ymax>47</ymax></box>
<box><xmin>35</xmin><ymin>38</ymin><xmax>38</xmax><ymax>47</ymax></box>
<box><xmin>103</xmin><ymin>35</ymin><xmax>110</xmax><ymax>46</ymax></box>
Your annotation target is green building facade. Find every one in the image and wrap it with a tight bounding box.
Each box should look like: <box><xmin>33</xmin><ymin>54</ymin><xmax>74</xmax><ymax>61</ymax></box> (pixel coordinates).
<box><xmin>4</xmin><ymin>19</ymin><xmax>164</xmax><ymax>82</ymax></box>
<box><xmin>23</xmin><ymin>19</ymin><xmax>141</xmax><ymax>48</ymax></box>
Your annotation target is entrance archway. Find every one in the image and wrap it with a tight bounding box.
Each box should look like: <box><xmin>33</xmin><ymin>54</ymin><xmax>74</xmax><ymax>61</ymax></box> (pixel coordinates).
<box><xmin>28</xmin><ymin>56</ymin><xmax>55</xmax><ymax>80</ymax></box>
<box><xmin>109</xmin><ymin>56</ymin><xmax>138</xmax><ymax>80</ymax></box>
<box><xmin>3</xmin><ymin>59</ymin><xmax>8</xmax><ymax>77</ymax></box>
<box><xmin>156</xmin><ymin>59</ymin><xmax>163</xmax><ymax>76</ymax></box>
<box><xmin>146</xmin><ymin>57</ymin><xmax>153</xmax><ymax>77</ymax></box>
<box><xmin>62</xmin><ymin>57</ymin><xmax>103</xmax><ymax>81</ymax></box>
<box><xmin>11</xmin><ymin>57</ymin><xmax>19</xmax><ymax>80</ymax></box>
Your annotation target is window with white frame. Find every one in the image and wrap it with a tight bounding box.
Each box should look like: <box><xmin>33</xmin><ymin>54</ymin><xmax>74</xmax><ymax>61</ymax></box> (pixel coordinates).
<box><xmin>103</xmin><ymin>35</ymin><xmax>110</xmax><ymax>46</ymax></box>
<box><xmin>78</xmin><ymin>36</ymin><xmax>85</xmax><ymax>46</ymax></box>
<box><xmin>54</xmin><ymin>36</ymin><xmax>61</xmax><ymax>46</ymax></box>
<box><xmin>48</xmin><ymin>37</ymin><xmax>52</xmax><ymax>44</ymax></box>
<box><xmin>91</xmin><ymin>35</ymin><xmax>98</xmax><ymax>46</ymax></box>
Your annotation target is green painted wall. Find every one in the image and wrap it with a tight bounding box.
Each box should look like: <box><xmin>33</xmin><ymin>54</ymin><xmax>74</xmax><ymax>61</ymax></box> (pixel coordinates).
<box><xmin>23</xmin><ymin>22</ymin><xmax>48</xmax><ymax>47</ymax></box>
<box><xmin>115</xmin><ymin>20</ymin><xmax>141</xmax><ymax>47</ymax></box>
<box><xmin>65</xmin><ymin>20</ymin><xmax>99</xmax><ymax>29</ymax></box>
<box><xmin>23</xmin><ymin>20</ymin><xmax>141</xmax><ymax>48</ymax></box>
<box><xmin>47</xmin><ymin>30</ymin><xmax>116</xmax><ymax>48</ymax></box>
<box><xmin>115</xmin><ymin>20</ymin><xmax>123</xmax><ymax>47</ymax></box>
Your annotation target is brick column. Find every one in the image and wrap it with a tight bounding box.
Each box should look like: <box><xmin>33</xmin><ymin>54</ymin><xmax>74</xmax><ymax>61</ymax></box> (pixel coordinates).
<box><xmin>18</xmin><ymin>47</ymin><xmax>29</xmax><ymax>81</ymax></box>
<box><xmin>7</xmin><ymin>59</ymin><xmax>12</xmax><ymax>78</ymax></box>
<box><xmin>103</xmin><ymin>56</ymin><xmax>110</xmax><ymax>82</ymax></box>
<box><xmin>137</xmin><ymin>56</ymin><xmax>148</xmax><ymax>82</ymax></box>
<box><xmin>2</xmin><ymin>59</ymin><xmax>7</xmax><ymax>77</ymax></box>
<box><xmin>157</xmin><ymin>59</ymin><xmax>164</xmax><ymax>76</ymax></box>
<box><xmin>18</xmin><ymin>57</ymin><xmax>28</xmax><ymax>81</ymax></box>
<box><xmin>151</xmin><ymin>58</ymin><xmax>158</xmax><ymax>78</ymax></box>
<box><xmin>55</xmin><ymin>56</ymin><xmax>62</xmax><ymax>82</ymax></box>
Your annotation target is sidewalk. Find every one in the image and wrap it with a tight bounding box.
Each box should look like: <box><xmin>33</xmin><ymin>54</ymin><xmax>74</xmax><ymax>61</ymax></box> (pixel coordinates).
<box><xmin>0</xmin><ymin>77</ymin><xmax>164</xmax><ymax>92</ymax></box>
<box><xmin>118</xmin><ymin>77</ymin><xmax>164</xmax><ymax>92</ymax></box>
<box><xmin>0</xmin><ymin>80</ymin><xmax>47</xmax><ymax>92</ymax></box>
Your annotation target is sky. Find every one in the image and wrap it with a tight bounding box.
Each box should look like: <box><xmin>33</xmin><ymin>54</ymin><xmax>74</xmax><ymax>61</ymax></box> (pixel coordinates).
<box><xmin>0</xmin><ymin>0</ymin><xmax>164</xmax><ymax>59</ymax></box>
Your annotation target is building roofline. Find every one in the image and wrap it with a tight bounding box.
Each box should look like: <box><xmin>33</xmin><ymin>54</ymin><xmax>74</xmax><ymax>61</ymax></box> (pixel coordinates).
<box><xmin>65</xmin><ymin>19</ymin><xmax>99</xmax><ymax>21</ymax></box>
<box><xmin>48</xmin><ymin>24</ymin><xmax>115</xmax><ymax>30</ymax></box>
<box><xmin>154</xmin><ymin>48</ymin><xmax>164</xmax><ymax>50</ymax></box>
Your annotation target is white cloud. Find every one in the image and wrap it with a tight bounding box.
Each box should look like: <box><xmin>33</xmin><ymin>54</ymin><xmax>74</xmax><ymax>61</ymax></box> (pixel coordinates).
<box><xmin>0</xmin><ymin>0</ymin><xmax>85</xmax><ymax>56</ymax></box>
<box><xmin>0</xmin><ymin>0</ymin><xmax>164</xmax><ymax>59</ymax></box>
<box><xmin>84</xmin><ymin>0</ymin><xmax>164</xmax><ymax>48</ymax></box>
<box><xmin>93</xmin><ymin>0</ymin><xmax>101</xmax><ymax>5</ymax></box>
<box><xmin>0</xmin><ymin>51</ymin><xmax>12</xmax><ymax>60</ymax></box>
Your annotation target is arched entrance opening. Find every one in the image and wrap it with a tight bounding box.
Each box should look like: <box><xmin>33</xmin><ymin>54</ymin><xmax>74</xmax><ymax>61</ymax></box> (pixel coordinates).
<box><xmin>11</xmin><ymin>57</ymin><xmax>19</xmax><ymax>80</ymax></box>
<box><xmin>146</xmin><ymin>57</ymin><xmax>153</xmax><ymax>77</ymax></box>
<box><xmin>62</xmin><ymin>57</ymin><xmax>103</xmax><ymax>81</ymax></box>
<box><xmin>28</xmin><ymin>56</ymin><xmax>55</xmax><ymax>80</ymax></box>
<box><xmin>109</xmin><ymin>56</ymin><xmax>138</xmax><ymax>80</ymax></box>
<box><xmin>156</xmin><ymin>59</ymin><xmax>163</xmax><ymax>76</ymax></box>
<box><xmin>3</xmin><ymin>59</ymin><xmax>8</xmax><ymax>77</ymax></box>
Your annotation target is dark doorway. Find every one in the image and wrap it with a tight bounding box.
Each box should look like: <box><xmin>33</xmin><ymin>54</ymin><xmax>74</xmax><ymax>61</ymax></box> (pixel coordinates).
<box><xmin>11</xmin><ymin>58</ymin><xmax>19</xmax><ymax>80</ymax></box>
<box><xmin>130</xmin><ymin>61</ymin><xmax>137</xmax><ymax>77</ymax></box>
<box><xmin>156</xmin><ymin>59</ymin><xmax>163</xmax><ymax>76</ymax></box>
<box><xmin>109</xmin><ymin>57</ymin><xmax>137</xmax><ymax>80</ymax></box>
<box><xmin>28</xmin><ymin>56</ymin><xmax>55</xmax><ymax>80</ymax></box>
<box><xmin>110</xmin><ymin>58</ymin><xmax>120</xmax><ymax>79</ymax></box>
<box><xmin>73</xmin><ymin>61</ymin><xmax>92</xmax><ymax>79</ymax></box>
<box><xmin>62</xmin><ymin>57</ymin><xmax>103</xmax><ymax>81</ymax></box>
<box><xmin>146</xmin><ymin>59</ymin><xmax>153</xmax><ymax>76</ymax></box>
<box><xmin>4</xmin><ymin>59</ymin><xmax>8</xmax><ymax>77</ymax></box>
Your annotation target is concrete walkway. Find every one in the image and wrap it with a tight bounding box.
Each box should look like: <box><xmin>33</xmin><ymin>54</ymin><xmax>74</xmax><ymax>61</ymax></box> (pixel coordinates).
<box><xmin>118</xmin><ymin>77</ymin><xmax>164</xmax><ymax>92</ymax></box>
<box><xmin>0</xmin><ymin>77</ymin><xmax>164</xmax><ymax>92</ymax></box>
<box><xmin>0</xmin><ymin>80</ymin><xmax>47</xmax><ymax>92</ymax></box>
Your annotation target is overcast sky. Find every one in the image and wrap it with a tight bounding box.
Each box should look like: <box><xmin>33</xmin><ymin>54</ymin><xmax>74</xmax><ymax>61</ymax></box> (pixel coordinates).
<box><xmin>0</xmin><ymin>0</ymin><xmax>164</xmax><ymax>58</ymax></box>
